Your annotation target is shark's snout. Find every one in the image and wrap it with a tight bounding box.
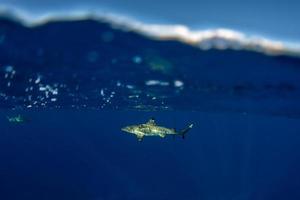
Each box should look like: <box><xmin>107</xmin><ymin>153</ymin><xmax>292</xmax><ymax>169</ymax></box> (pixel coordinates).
<box><xmin>121</xmin><ymin>127</ymin><xmax>130</xmax><ymax>132</ymax></box>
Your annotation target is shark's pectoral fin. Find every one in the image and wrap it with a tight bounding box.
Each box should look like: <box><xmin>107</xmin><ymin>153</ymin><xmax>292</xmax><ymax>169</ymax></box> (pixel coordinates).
<box><xmin>159</xmin><ymin>133</ymin><xmax>166</xmax><ymax>138</ymax></box>
<box><xmin>137</xmin><ymin>135</ymin><xmax>144</xmax><ymax>142</ymax></box>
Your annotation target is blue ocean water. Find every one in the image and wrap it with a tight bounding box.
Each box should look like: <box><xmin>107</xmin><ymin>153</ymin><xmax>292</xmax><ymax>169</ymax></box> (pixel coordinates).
<box><xmin>1</xmin><ymin>111</ymin><xmax>300</xmax><ymax>200</ymax></box>
<box><xmin>1</xmin><ymin>14</ymin><xmax>300</xmax><ymax>200</ymax></box>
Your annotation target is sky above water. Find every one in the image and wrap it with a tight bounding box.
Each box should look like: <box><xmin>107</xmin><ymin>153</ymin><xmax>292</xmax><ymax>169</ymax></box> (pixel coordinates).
<box><xmin>1</xmin><ymin>0</ymin><xmax>299</xmax><ymax>42</ymax></box>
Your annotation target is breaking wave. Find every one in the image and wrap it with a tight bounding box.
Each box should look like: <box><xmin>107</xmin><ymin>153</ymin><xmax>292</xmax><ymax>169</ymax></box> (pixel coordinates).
<box><xmin>1</xmin><ymin>7</ymin><xmax>300</xmax><ymax>57</ymax></box>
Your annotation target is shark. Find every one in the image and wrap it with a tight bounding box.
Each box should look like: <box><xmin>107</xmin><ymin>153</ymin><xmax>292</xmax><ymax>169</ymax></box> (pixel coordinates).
<box><xmin>7</xmin><ymin>114</ymin><xmax>28</xmax><ymax>123</ymax></box>
<box><xmin>121</xmin><ymin>118</ymin><xmax>193</xmax><ymax>141</ymax></box>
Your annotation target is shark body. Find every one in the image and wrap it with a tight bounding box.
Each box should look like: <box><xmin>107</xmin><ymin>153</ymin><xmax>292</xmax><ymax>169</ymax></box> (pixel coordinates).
<box><xmin>121</xmin><ymin>118</ymin><xmax>193</xmax><ymax>141</ymax></box>
<box><xmin>7</xmin><ymin>115</ymin><xmax>27</xmax><ymax>123</ymax></box>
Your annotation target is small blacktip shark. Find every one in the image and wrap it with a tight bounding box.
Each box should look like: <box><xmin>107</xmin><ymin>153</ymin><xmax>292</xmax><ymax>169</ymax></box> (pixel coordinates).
<box><xmin>7</xmin><ymin>114</ymin><xmax>28</xmax><ymax>123</ymax></box>
<box><xmin>121</xmin><ymin>118</ymin><xmax>193</xmax><ymax>141</ymax></box>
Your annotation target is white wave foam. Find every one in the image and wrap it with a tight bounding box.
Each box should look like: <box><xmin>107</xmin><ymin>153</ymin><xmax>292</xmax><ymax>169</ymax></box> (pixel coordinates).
<box><xmin>1</xmin><ymin>6</ymin><xmax>300</xmax><ymax>57</ymax></box>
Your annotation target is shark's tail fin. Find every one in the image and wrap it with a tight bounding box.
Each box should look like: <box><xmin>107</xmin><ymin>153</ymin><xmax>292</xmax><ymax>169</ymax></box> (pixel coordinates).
<box><xmin>179</xmin><ymin>124</ymin><xmax>193</xmax><ymax>139</ymax></box>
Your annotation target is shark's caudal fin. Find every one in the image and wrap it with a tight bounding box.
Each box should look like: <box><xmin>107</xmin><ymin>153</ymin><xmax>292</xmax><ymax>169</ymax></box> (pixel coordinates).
<box><xmin>6</xmin><ymin>116</ymin><xmax>12</xmax><ymax>122</ymax></box>
<box><xmin>179</xmin><ymin>124</ymin><xmax>193</xmax><ymax>139</ymax></box>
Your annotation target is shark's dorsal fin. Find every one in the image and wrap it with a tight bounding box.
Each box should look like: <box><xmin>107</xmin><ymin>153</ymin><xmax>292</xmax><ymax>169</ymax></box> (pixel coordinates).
<box><xmin>146</xmin><ymin>117</ymin><xmax>156</xmax><ymax>126</ymax></box>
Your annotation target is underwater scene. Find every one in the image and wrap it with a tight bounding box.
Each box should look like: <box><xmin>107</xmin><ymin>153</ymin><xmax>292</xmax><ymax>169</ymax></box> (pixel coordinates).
<box><xmin>1</xmin><ymin>1</ymin><xmax>300</xmax><ymax>200</ymax></box>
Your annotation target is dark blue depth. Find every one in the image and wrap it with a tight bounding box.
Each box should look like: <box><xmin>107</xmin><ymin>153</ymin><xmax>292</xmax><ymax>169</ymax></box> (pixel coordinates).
<box><xmin>0</xmin><ymin>110</ymin><xmax>300</xmax><ymax>200</ymax></box>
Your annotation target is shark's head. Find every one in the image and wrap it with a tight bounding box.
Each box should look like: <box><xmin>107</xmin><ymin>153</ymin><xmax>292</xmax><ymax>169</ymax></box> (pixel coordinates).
<box><xmin>121</xmin><ymin>125</ymin><xmax>136</xmax><ymax>134</ymax></box>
